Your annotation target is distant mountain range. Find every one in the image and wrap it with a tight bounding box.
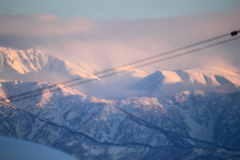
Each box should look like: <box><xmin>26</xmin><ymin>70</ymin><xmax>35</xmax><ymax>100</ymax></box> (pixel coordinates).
<box><xmin>0</xmin><ymin>46</ymin><xmax>240</xmax><ymax>159</ymax></box>
<box><xmin>0</xmin><ymin>47</ymin><xmax>99</xmax><ymax>82</ymax></box>
<box><xmin>130</xmin><ymin>68</ymin><xmax>240</xmax><ymax>96</ymax></box>
<box><xmin>0</xmin><ymin>46</ymin><xmax>146</xmax><ymax>99</ymax></box>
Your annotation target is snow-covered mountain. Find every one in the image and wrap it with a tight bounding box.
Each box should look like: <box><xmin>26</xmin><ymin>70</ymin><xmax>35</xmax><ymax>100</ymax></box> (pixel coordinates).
<box><xmin>0</xmin><ymin>81</ymin><xmax>240</xmax><ymax>159</ymax></box>
<box><xmin>1</xmin><ymin>46</ymin><xmax>240</xmax><ymax>159</ymax></box>
<box><xmin>0</xmin><ymin>46</ymin><xmax>149</xmax><ymax>99</ymax></box>
<box><xmin>0</xmin><ymin>46</ymin><xmax>99</xmax><ymax>82</ymax></box>
<box><xmin>130</xmin><ymin>68</ymin><xmax>240</xmax><ymax>96</ymax></box>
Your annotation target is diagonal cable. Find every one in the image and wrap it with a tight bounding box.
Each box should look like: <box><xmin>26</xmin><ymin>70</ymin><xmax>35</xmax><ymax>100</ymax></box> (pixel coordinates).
<box><xmin>0</xmin><ymin>32</ymin><xmax>233</xmax><ymax>103</ymax></box>
<box><xmin>1</xmin><ymin>36</ymin><xmax>239</xmax><ymax>105</ymax></box>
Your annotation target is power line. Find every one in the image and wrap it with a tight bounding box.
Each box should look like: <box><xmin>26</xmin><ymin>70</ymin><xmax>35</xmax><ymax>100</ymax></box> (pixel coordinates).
<box><xmin>68</xmin><ymin>36</ymin><xmax>240</xmax><ymax>87</ymax></box>
<box><xmin>1</xmin><ymin>36</ymin><xmax>239</xmax><ymax>105</ymax></box>
<box><xmin>0</xmin><ymin>32</ymin><xmax>234</xmax><ymax>103</ymax></box>
<box><xmin>1</xmin><ymin>35</ymin><xmax>240</xmax><ymax>104</ymax></box>
<box><xmin>62</xmin><ymin>33</ymin><xmax>231</xmax><ymax>84</ymax></box>
<box><xmin>0</xmin><ymin>32</ymin><xmax>239</xmax><ymax>160</ymax></box>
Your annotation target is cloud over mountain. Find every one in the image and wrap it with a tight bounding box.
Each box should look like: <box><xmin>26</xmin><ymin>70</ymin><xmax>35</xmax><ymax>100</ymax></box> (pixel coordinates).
<box><xmin>0</xmin><ymin>8</ymin><xmax>240</xmax><ymax>72</ymax></box>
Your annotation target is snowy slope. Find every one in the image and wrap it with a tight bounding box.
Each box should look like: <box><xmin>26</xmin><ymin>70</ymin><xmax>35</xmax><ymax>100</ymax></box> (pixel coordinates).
<box><xmin>0</xmin><ymin>46</ymin><xmax>99</xmax><ymax>82</ymax></box>
<box><xmin>1</xmin><ymin>46</ymin><xmax>240</xmax><ymax>159</ymax></box>
<box><xmin>130</xmin><ymin>68</ymin><xmax>240</xmax><ymax>95</ymax></box>
<box><xmin>0</xmin><ymin>46</ymin><xmax>150</xmax><ymax>99</ymax></box>
<box><xmin>0</xmin><ymin>81</ymin><xmax>240</xmax><ymax>159</ymax></box>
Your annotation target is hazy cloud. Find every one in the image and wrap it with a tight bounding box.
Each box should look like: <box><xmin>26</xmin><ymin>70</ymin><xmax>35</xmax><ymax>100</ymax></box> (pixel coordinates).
<box><xmin>1</xmin><ymin>8</ymin><xmax>240</xmax><ymax>99</ymax></box>
<box><xmin>0</xmin><ymin>7</ymin><xmax>240</xmax><ymax>73</ymax></box>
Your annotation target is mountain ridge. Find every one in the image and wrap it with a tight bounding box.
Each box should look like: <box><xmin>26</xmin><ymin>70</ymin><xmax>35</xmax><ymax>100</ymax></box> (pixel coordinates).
<box><xmin>130</xmin><ymin>68</ymin><xmax>240</xmax><ymax>96</ymax></box>
<box><xmin>1</xmin><ymin>45</ymin><xmax>240</xmax><ymax>159</ymax></box>
<box><xmin>1</xmin><ymin>80</ymin><xmax>240</xmax><ymax>159</ymax></box>
<box><xmin>0</xmin><ymin>46</ymin><xmax>99</xmax><ymax>82</ymax></box>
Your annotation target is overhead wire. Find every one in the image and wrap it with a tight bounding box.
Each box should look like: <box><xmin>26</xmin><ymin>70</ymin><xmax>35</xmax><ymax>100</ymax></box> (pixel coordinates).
<box><xmin>0</xmin><ymin>35</ymin><xmax>239</xmax><ymax>105</ymax></box>
<box><xmin>62</xmin><ymin>33</ymin><xmax>231</xmax><ymax>84</ymax></box>
<box><xmin>0</xmin><ymin>32</ymin><xmax>233</xmax><ymax>103</ymax></box>
<box><xmin>68</xmin><ymin>36</ymin><xmax>240</xmax><ymax>87</ymax></box>
<box><xmin>0</xmin><ymin>30</ymin><xmax>239</xmax><ymax>156</ymax></box>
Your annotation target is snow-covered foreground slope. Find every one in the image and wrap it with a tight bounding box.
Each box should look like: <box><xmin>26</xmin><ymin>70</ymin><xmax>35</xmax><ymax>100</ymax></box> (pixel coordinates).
<box><xmin>0</xmin><ymin>46</ymin><xmax>98</xmax><ymax>82</ymax></box>
<box><xmin>130</xmin><ymin>68</ymin><xmax>240</xmax><ymax>96</ymax></box>
<box><xmin>0</xmin><ymin>81</ymin><xmax>240</xmax><ymax>159</ymax></box>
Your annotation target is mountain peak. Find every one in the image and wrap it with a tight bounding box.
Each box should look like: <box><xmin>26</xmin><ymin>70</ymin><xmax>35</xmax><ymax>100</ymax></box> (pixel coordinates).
<box><xmin>130</xmin><ymin>68</ymin><xmax>240</xmax><ymax>94</ymax></box>
<box><xmin>0</xmin><ymin>47</ymin><xmax>46</xmax><ymax>74</ymax></box>
<box><xmin>0</xmin><ymin>46</ymin><xmax>98</xmax><ymax>82</ymax></box>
